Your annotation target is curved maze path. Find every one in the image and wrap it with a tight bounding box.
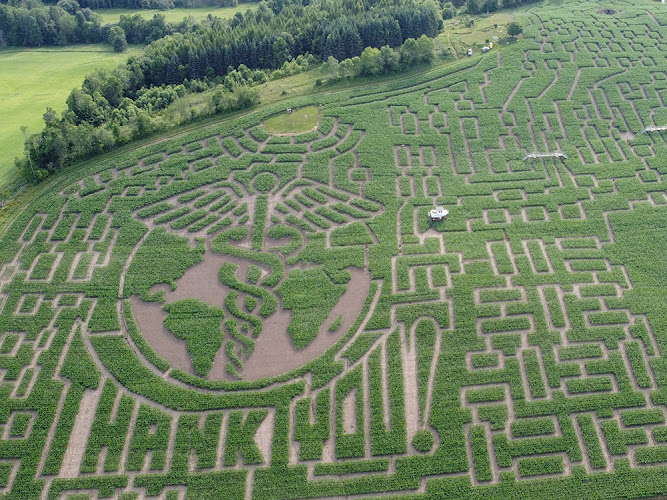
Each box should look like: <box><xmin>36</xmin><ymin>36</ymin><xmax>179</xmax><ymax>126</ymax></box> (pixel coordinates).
<box><xmin>2</xmin><ymin>0</ymin><xmax>667</xmax><ymax>497</ymax></box>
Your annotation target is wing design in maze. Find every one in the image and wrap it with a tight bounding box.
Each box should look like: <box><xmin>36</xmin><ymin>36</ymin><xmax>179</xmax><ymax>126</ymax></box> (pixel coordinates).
<box><xmin>3</xmin><ymin>1</ymin><xmax>667</xmax><ymax>497</ymax></box>
<box><xmin>88</xmin><ymin>117</ymin><xmax>375</xmax><ymax>380</ymax></box>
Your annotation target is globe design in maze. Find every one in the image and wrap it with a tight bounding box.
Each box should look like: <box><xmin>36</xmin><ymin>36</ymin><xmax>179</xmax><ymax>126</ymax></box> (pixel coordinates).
<box><xmin>119</xmin><ymin>118</ymin><xmax>378</xmax><ymax>382</ymax></box>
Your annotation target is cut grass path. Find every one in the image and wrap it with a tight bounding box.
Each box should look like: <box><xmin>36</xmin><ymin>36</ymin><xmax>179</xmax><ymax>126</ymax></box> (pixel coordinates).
<box><xmin>0</xmin><ymin>45</ymin><xmax>142</xmax><ymax>189</ymax></box>
<box><xmin>92</xmin><ymin>3</ymin><xmax>258</xmax><ymax>24</ymax></box>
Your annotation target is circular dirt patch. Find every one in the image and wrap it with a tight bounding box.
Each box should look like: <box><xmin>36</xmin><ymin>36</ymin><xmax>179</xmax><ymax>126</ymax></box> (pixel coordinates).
<box><xmin>129</xmin><ymin>255</ymin><xmax>373</xmax><ymax>383</ymax></box>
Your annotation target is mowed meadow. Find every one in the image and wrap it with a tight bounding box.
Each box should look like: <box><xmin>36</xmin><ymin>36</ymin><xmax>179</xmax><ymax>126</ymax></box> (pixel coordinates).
<box><xmin>0</xmin><ymin>45</ymin><xmax>142</xmax><ymax>189</ymax></box>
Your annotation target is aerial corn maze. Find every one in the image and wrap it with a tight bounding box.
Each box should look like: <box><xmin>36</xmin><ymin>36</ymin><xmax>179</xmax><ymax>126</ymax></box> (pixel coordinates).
<box><xmin>2</xmin><ymin>0</ymin><xmax>667</xmax><ymax>498</ymax></box>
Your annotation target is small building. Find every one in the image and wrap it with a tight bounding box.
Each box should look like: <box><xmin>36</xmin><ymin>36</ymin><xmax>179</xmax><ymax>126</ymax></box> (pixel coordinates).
<box><xmin>482</xmin><ymin>46</ymin><xmax>490</xmax><ymax>53</ymax></box>
<box><xmin>467</xmin><ymin>48</ymin><xmax>473</xmax><ymax>56</ymax></box>
<box><xmin>429</xmin><ymin>207</ymin><xmax>449</xmax><ymax>221</ymax></box>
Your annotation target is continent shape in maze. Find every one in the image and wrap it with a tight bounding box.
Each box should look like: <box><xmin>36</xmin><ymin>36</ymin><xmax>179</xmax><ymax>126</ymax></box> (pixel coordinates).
<box><xmin>2</xmin><ymin>1</ymin><xmax>667</xmax><ymax>498</ymax></box>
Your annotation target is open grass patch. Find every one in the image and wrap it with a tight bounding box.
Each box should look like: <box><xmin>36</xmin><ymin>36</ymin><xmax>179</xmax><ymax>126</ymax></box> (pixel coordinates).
<box><xmin>263</xmin><ymin>106</ymin><xmax>320</xmax><ymax>135</ymax></box>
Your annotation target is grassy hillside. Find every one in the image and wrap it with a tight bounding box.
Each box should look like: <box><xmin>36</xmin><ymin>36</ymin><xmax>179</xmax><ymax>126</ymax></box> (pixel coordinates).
<box><xmin>0</xmin><ymin>45</ymin><xmax>142</xmax><ymax>189</ymax></box>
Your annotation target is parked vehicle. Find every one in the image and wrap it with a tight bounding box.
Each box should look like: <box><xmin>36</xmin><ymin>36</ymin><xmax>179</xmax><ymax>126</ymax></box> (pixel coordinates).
<box><xmin>429</xmin><ymin>206</ymin><xmax>449</xmax><ymax>221</ymax></box>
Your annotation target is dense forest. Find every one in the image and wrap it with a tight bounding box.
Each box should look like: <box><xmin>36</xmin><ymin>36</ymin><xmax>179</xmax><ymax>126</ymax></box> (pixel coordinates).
<box><xmin>133</xmin><ymin>2</ymin><xmax>439</xmax><ymax>87</ymax></box>
<box><xmin>0</xmin><ymin>0</ymin><xmax>437</xmax><ymax>50</ymax></box>
<box><xmin>0</xmin><ymin>0</ymin><xmax>104</xmax><ymax>45</ymax></box>
<box><xmin>0</xmin><ymin>0</ymin><xmax>540</xmax><ymax>48</ymax></box>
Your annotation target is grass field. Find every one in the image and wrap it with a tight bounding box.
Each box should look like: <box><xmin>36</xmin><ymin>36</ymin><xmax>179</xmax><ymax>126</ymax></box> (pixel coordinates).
<box><xmin>263</xmin><ymin>105</ymin><xmax>320</xmax><ymax>134</ymax></box>
<box><xmin>92</xmin><ymin>3</ymin><xmax>258</xmax><ymax>23</ymax></box>
<box><xmin>448</xmin><ymin>11</ymin><xmax>515</xmax><ymax>46</ymax></box>
<box><xmin>2</xmin><ymin>0</ymin><xmax>667</xmax><ymax>498</ymax></box>
<box><xmin>436</xmin><ymin>10</ymin><xmax>516</xmax><ymax>58</ymax></box>
<box><xmin>0</xmin><ymin>45</ymin><xmax>142</xmax><ymax>191</ymax></box>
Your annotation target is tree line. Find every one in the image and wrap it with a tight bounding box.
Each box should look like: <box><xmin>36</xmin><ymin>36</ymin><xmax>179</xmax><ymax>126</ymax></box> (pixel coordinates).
<box><xmin>0</xmin><ymin>0</ymin><xmax>534</xmax><ymax>49</ymax></box>
<box><xmin>322</xmin><ymin>34</ymin><xmax>436</xmax><ymax>80</ymax></box>
<box><xmin>0</xmin><ymin>0</ymin><xmax>222</xmax><ymax>47</ymax></box>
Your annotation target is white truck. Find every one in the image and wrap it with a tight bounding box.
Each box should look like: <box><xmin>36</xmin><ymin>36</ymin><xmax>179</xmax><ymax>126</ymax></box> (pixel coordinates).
<box><xmin>429</xmin><ymin>207</ymin><xmax>449</xmax><ymax>221</ymax></box>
